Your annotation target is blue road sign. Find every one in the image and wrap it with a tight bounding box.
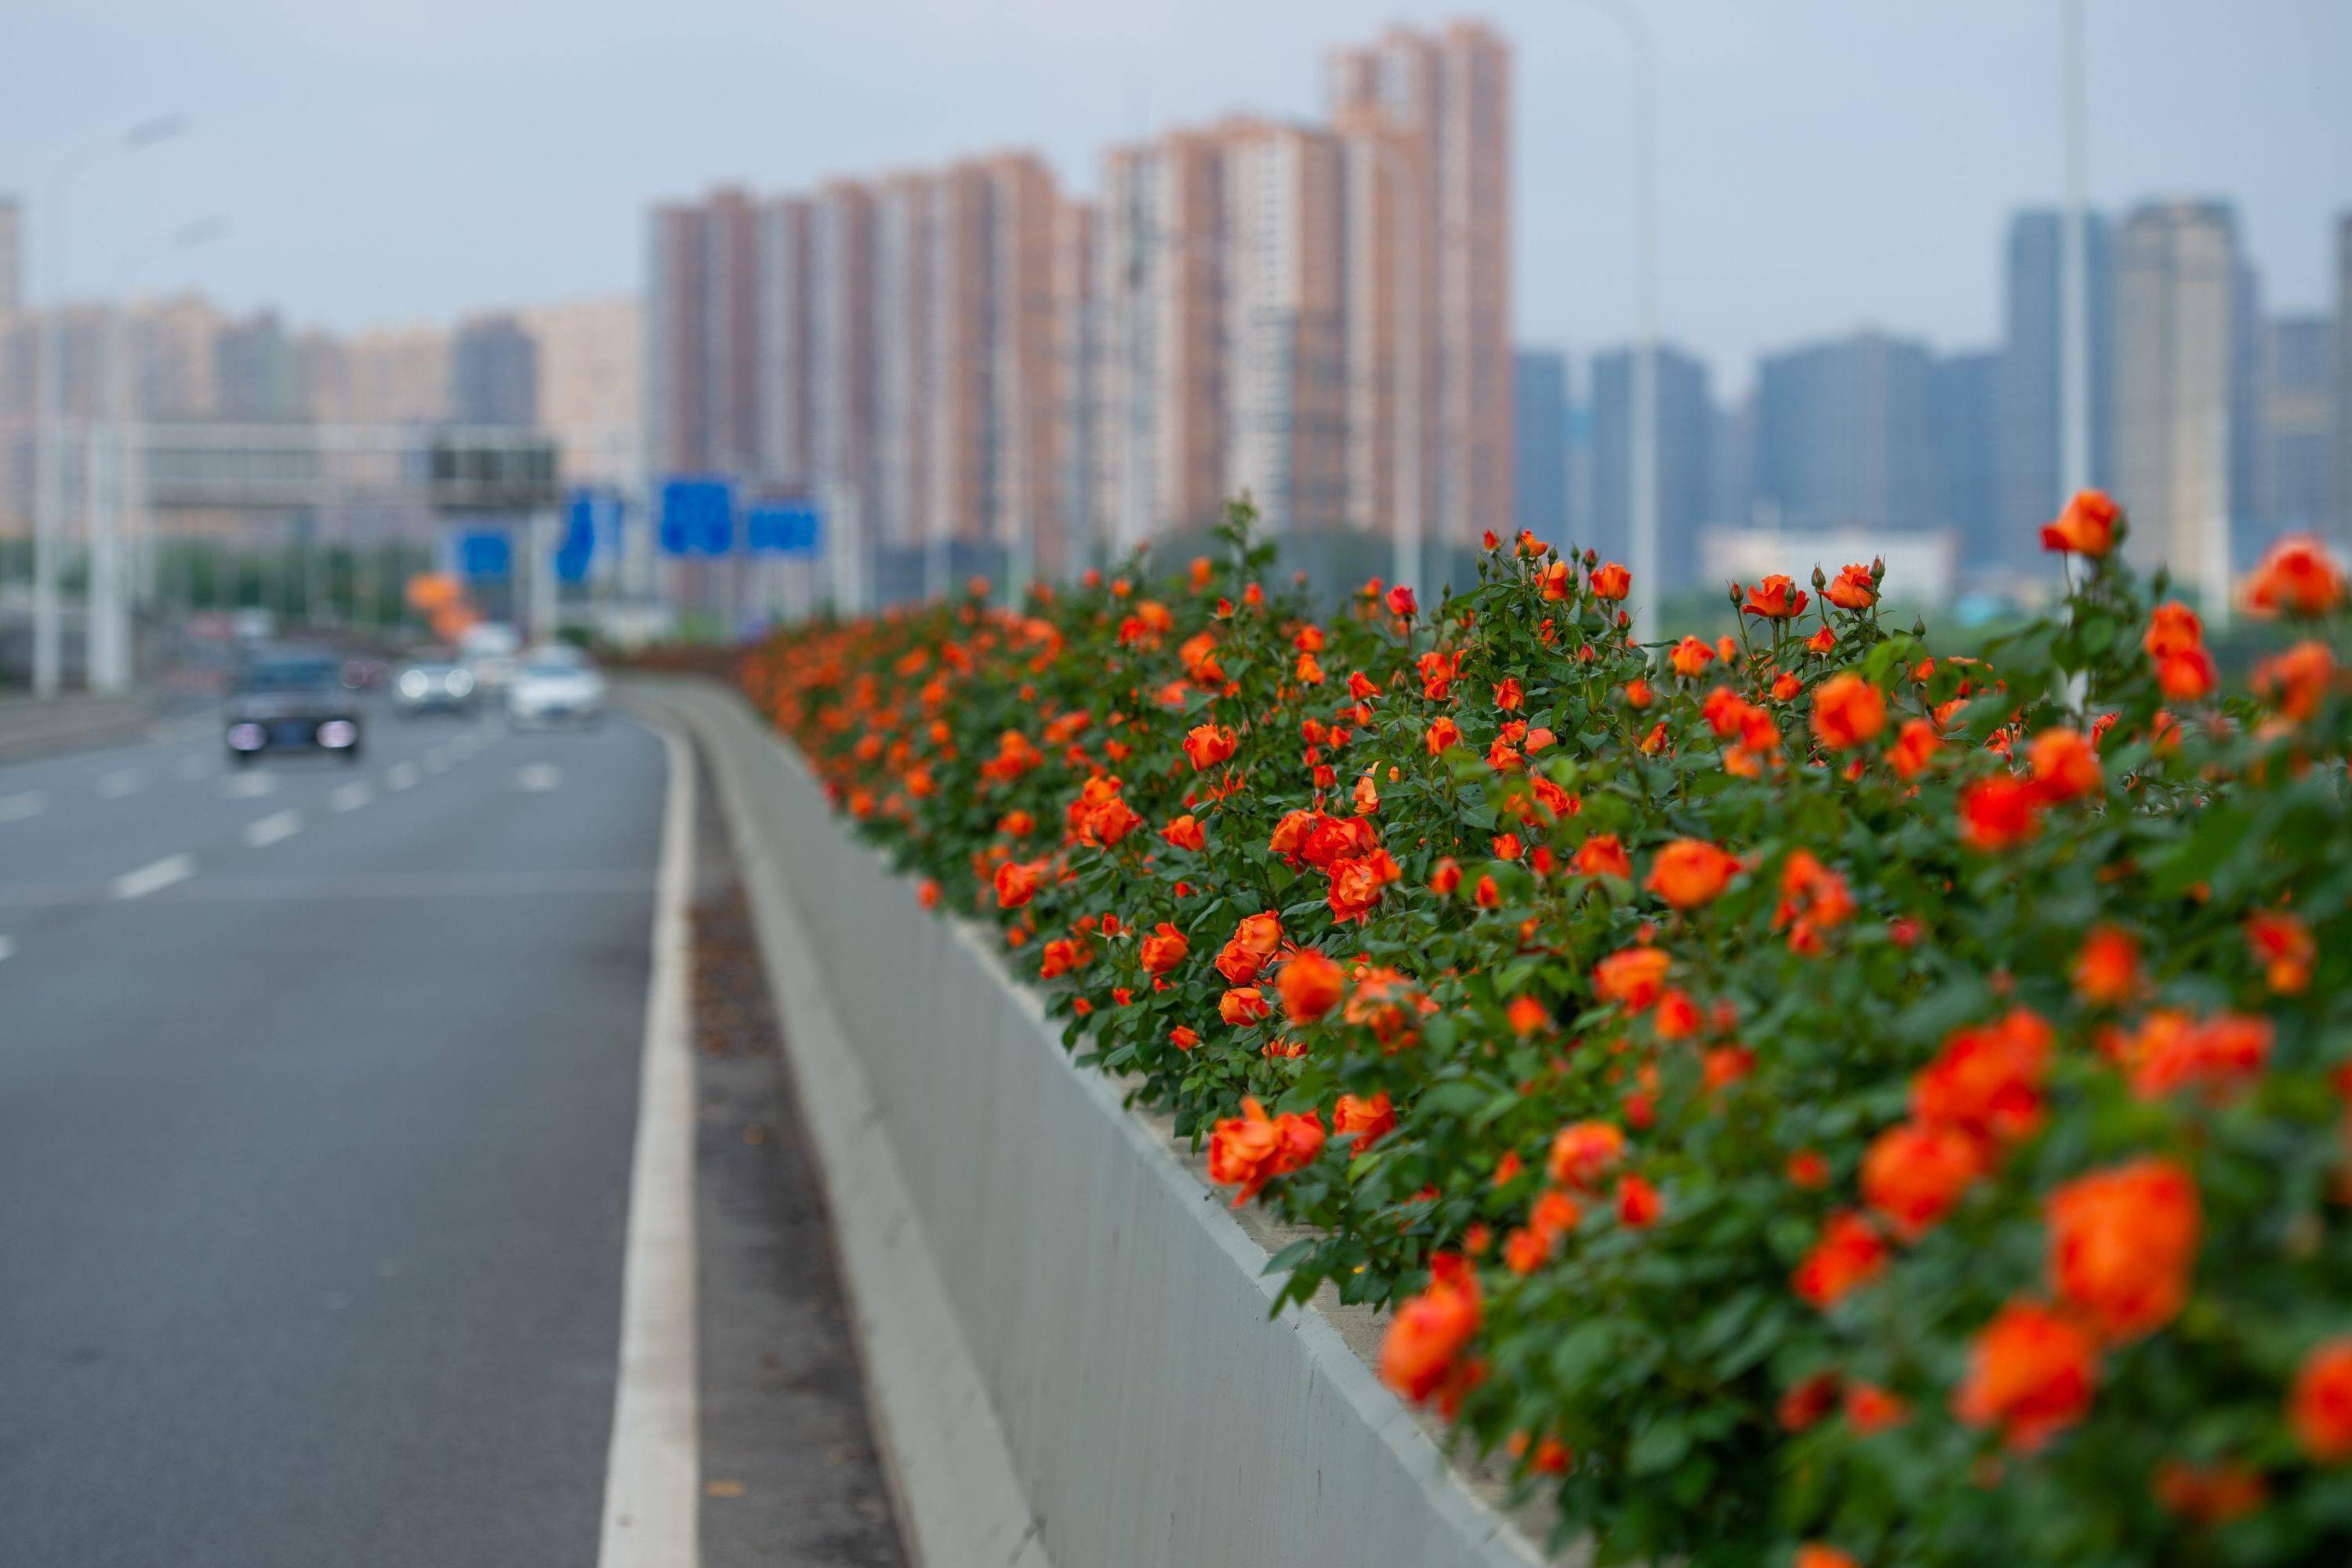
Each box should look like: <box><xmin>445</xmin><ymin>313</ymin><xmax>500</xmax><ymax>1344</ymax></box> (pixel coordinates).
<box><xmin>559</xmin><ymin>487</ymin><xmax>619</xmax><ymax>583</ymax></box>
<box><xmin>746</xmin><ymin>497</ymin><xmax>822</xmax><ymax>557</ymax></box>
<box><xmin>659</xmin><ymin>476</ymin><xmax>734</xmax><ymax>557</ymax></box>
<box><xmin>457</xmin><ymin>530</ymin><xmax>512</xmax><ymax>581</ymax></box>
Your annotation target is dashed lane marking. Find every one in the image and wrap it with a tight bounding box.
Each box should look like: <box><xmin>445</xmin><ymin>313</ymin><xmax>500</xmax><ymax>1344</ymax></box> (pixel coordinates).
<box><xmin>220</xmin><ymin>772</ymin><xmax>276</xmax><ymax>799</ymax></box>
<box><xmin>517</xmin><ymin>763</ymin><xmax>561</xmax><ymax>792</ymax></box>
<box><xmin>0</xmin><ymin>791</ymin><xmax>46</xmax><ymax>823</ymax></box>
<box><xmin>329</xmin><ymin>781</ymin><xmax>373</xmax><ymax>813</ymax></box>
<box><xmin>385</xmin><ymin>762</ymin><xmax>420</xmax><ymax>791</ymax></box>
<box><xmin>111</xmin><ymin>854</ymin><xmax>194</xmax><ymax>900</ymax></box>
<box><xmin>97</xmin><ymin>768</ymin><xmax>143</xmax><ymax>799</ymax></box>
<box><xmin>244</xmin><ymin>810</ymin><xmax>303</xmax><ymax>848</ymax></box>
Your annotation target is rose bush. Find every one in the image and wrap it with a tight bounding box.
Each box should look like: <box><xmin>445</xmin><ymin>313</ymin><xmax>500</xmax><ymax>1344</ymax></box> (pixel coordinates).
<box><xmin>739</xmin><ymin>497</ymin><xmax>2352</xmax><ymax>1567</ymax></box>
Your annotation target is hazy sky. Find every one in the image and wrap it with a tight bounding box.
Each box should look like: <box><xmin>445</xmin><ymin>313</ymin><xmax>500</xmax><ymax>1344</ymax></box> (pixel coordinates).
<box><xmin>4</xmin><ymin>0</ymin><xmax>2345</xmax><ymax>393</ymax></box>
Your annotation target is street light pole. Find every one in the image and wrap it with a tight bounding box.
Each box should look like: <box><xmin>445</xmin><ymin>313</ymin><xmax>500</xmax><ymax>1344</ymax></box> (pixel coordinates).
<box><xmin>1563</xmin><ymin>2</ymin><xmax>1660</xmax><ymax>641</ymax></box>
<box><xmin>2059</xmin><ymin>0</ymin><xmax>2090</xmax><ymax>503</ymax></box>
<box><xmin>33</xmin><ymin>114</ymin><xmax>190</xmax><ymax>698</ymax></box>
<box><xmin>1364</xmin><ymin>137</ymin><xmax>1424</xmax><ymax>601</ymax></box>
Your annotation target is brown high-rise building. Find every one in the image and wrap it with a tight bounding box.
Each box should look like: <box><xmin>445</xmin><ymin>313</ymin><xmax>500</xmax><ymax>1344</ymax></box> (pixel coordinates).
<box><xmin>1328</xmin><ymin>20</ymin><xmax>1513</xmax><ymax>550</ymax></box>
<box><xmin>872</xmin><ymin>172</ymin><xmax>937</xmax><ymax>553</ymax></box>
<box><xmin>1046</xmin><ymin>194</ymin><xmax>1099</xmax><ymax>578</ymax></box>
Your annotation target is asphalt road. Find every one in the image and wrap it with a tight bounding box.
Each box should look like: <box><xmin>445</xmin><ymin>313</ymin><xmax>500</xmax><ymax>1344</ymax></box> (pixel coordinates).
<box><xmin>0</xmin><ymin>697</ymin><xmax>666</xmax><ymax>1566</ymax></box>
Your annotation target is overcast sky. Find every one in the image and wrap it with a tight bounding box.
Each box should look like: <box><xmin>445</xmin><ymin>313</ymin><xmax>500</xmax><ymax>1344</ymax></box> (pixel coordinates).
<box><xmin>3</xmin><ymin>0</ymin><xmax>2345</xmax><ymax>394</ymax></box>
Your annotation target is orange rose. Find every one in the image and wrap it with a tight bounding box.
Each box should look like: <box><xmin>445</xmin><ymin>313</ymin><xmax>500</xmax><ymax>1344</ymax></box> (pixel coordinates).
<box><xmin>1958</xmin><ymin>775</ymin><xmax>2042</xmax><ymax>851</ymax></box>
<box><xmin>2243</xmin><ymin>534</ymin><xmax>2347</xmax><ymax>618</ymax></box>
<box><xmin>1572</xmin><ymin>833</ymin><xmax>1633</xmax><ymax>880</ymax></box>
<box><xmin>2071</xmin><ymin>926</ymin><xmax>2140</xmax><ymax>1006</ymax></box>
<box><xmin>2040</xmin><ymin>488</ymin><xmax>2120</xmax><ymax>557</ymax></box>
<box><xmin>1889</xmin><ymin>716</ymin><xmax>1941</xmax><ymax>780</ymax></box>
<box><xmin>1160</xmin><ymin>813</ymin><xmax>1207</xmax><ymax>851</ymax></box>
<box><xmin>1824</xmin><ymin>561</ymin><xmax>1878</xmax><ymax>609</ymax></box>
<box><xmin>1668</xmin><ymin>636</ymin><xmax>1715</xmax><ymax>677</ymax></box>
<box><xmin>2252</xmin><ymin>640</ymin><xmax>2337</xmax><ymax>723</ymax></box>
<box><xmin>1218</xmin><ymin>986</ymin><xmax>1271</xmax><ymax>1025</ymax></box>
<box><xmin>1952</xmin><ymin>1298</ymin><xmax>2100</xmax><ymax>1452</ymax></box>
<box><xmin>1862</xmin><ymin>1120</ymin><xmax>1985</xmax><ymax>1237</ymax></box>
<box><xmin>1615</xmin><ymin>1174</ymin><xmax>1663</xmax><ymax>1229</ymax></box>
<box><xmin>1379</xmin><ymin>1254</ymin><xmax>1481</xmax><ymax>1402</ymax></box>
<box><xmin>1334</xmin><ymin>1091</ymin><xmax>1396</xmax><ymax>1147</ymax></box>
<box><xmin>2291</xmin><ymin>1338</ymin><xmax>2352</xmax><ymax>1463</ymax></box>
<box><xmin>1792</xmin><ymin>1210</ymin><xmax>1888</xmax><ymax>1308</ymax></box>
<box><xmin>1138</xmin><ymin>922</ymin><xmax>1189</xmax><ymax>975</ymax></box>
<box><xmin>2120</xmin><ymin>1010</ymin><xmax>2272</xmax><ymax>1103</ymax></box>
<box><xmin>1741</xmin><ymin>574</ymin><xmax>1809</xmax><ymax>619</ymax></box>
<box><xmin>1646</xmin><ymin>838</ymin><xmax>1741</xmax><ymax>908</ymax></box>
<box><xmin>1167</xmin><ymin>1025</ymin><xmax>1200</xmax><ymax>1051</ymax></box>
<box><xmin>1592</xmin><ymin>946</ymin><xmax>1671</xmax><ymax>1010</ymax></box>
<box><xmin>1588</xmin><ymin>561</ymin><xmax>1631</xmax><ymax>601</ymax></box>
<box><xmin>2047</xmin><ymin>1156</ymin><xmax>2200</xmax><ymax>1342</ymax></box>
<box><xmin>1276</xmin><ymin>949</ymin><xmax>1346</xmax><ymax>1022</ymax></box>
<box><xmin>2026</xmin><ymin>727</ymin><xmax>2102</xmax><ymax>803</ymax></box>
<box><xmin>1547</xmin><ymin>1120</ymin><xmax>1627</xmax><ymax>1188</ymax></box>
<box><xmin>1809</xmin><ymin>672</ymin><xmax>1887</xmax><ymax>750</ymax></box>
<box><xmin>2245</xmin><ymin>909</ymin><xmax>2314</xmax><ymax>993</ymax></box>
<box><xmin>993</xmin><ymin>858</ymin><xmax>1040</xmax><ymax>909</ymax></box>
<box><xmin>1494</xmin><ymin>676</ymin><xmax>1524</xmax><ymax>712</ymax></box>
<box><xmin>1795</xmin><ymin>1547</ymin><xmax>1858</xmax><ymax>1568</ymax></box>
<box><xmin>1182</xmin><ymin>723</ymin><xmax>1238</xmax><ymax>771</ymax></box>
<box><xmin>1207</xmin><ymin>1095</ymin><xmax>1326</xmax><ymax>1206</ymax></box>
<box><xmin>1911</xmin><ymin>1009</ymin><xmax>2052</xmax><ymax>1146</ymax></box>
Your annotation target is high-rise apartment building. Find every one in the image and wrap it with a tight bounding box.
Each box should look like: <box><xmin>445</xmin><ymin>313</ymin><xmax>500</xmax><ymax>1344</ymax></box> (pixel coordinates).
<box><xmin>213</xmin><ymin>311</ymin><xmax>301</xmax><ymax>421</ymax></box>
<box><xmin>2335</xmin><ymin>214</ymin><xmax>2351</xmax><ymax>547</ymax></box>
<box><xmin>645</xmin><ymin>189</ymin><xmax>761</xmax><ymax>475</ymax></box>
<box><xmin>331</xmin><ymin>325</ymin><xmax>451</xmax><ymax>425</ymax></box>
<box><xmin>1591</xmin><ymin>344</ymin><xmax>1711</xmax><ymax>590</ymax></box>
<box><xmin>1327</xmin><ymin>20</ymin><xmax>1513</xmax><ymax>548</ymax></box>
<box><xmin>450</xmin><ymin>313</ymin><xmax>539</xmax><ymax>426</ymax></box>
<box><xmin>753</xmin><ymin>196</ymin><xmax>815</xmax><ymax>490</ymax></box>
<box><xmin>1513</xmin><ymin>349</ymin><xmax>1567</xmax><ymax>545</ymax></box>
<box><xmin>1998</xmin><ymin>209</ymin><xmax>2114</xmax><ymax>571</ymax></box>
<box><xmin>518</xmin><ymin>297</ymin><xmax>643</xmax><ymax>487</ymax></box>
<box><xmin>2114</xmin><ymin>199</ymin><xmax>2250</xmax><ymax>595</ymax></box>
<box><xmin>1932</xmin><ymin>348</ymin><xmax>2002</xmax><ymax>571</ymax></box>
<box><xmin>2262</xmin><ymin>314</ymin><xmax>2336</xmax><ymax>544</ymax></box>
<box><xmin>1754</xmin><ymin>331</ymin><xmax>1936</xmax><ymax>538</ymax></box>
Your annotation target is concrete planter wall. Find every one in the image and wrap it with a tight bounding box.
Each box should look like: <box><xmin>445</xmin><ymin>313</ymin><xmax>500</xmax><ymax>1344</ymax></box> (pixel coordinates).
<box><xmin>648</xmin><ymin>679</ymin><xmax>1544</xmax><ymax>1568</ymax></box>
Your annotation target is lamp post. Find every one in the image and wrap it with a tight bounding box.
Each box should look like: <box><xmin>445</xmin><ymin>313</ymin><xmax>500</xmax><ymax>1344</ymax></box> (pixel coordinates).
<box><xmin>1560</xmin><ymin>2</ymin><xmax>1659</xmax><ymax>641</ymax></box>
<box><xmin>2059</xmin><ymin>0</ymin><xmax>2090</xmax><ymax>505</ymax></box>
<box><xmin>1362</xmin><ymin>136</ymin><xmax>1425</xmax><ymax>602</ymax></box>
<box><xmin>91</xmin><ymin>216</ymin><xmax>228</xmax><ymax>693</ymax></box>
<box><xmin>33</xmin><ymin>113</ymin><xmax>190</xmax><ymax>697</ymax></box>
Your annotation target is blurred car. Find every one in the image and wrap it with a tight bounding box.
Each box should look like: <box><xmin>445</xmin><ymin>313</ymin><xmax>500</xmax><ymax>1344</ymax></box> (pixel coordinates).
<box><xmin>224</xmin><ymin>650</ymin><xmax>365</xmax><ymax>764</ymax></box>
<box><xmin>341</xmin><ymin>655</ymin><xmax>389</xmax><ymax>691</ymax></box>
<box><xmin>505</xmin><ymin>646</ymin><xmax>607</xmax><ymax>728</ymax></box>
<box><xmin>459</xmin><ymin>622</ymin><xmax>522</xmax><ymax>698</ymax></box>
<box><xmin>392</xmin><ymin>655</ymin><xmax>477</xmax><ymax>717</ymax></box>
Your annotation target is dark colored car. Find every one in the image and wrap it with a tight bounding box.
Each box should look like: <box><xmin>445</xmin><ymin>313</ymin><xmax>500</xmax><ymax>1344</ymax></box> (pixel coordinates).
<box><xmin>224</xmin><ymin>652</ymin><xmax>365</xmax><ymax>765</ymax></box>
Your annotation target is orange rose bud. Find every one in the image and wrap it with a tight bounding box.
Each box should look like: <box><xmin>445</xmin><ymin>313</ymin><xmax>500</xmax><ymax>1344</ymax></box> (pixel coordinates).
<box><xmin>1218</xmin><ymin>986</ymin><xmax>1271</xmax><ymax>1025</ymax></box>
<box><xmin>2245</xmin><ymin>909</ymin><xmax>2314</xmax><ymax>993</ymax></box>
<box><xmin>1429</xmin><ymin>857</ymin><xmax>1462</xmax><ymax>895</ymax></box>
<box><xmin>2290</xmin><ymin>1337</ymin><xmax>2352</xmax><ymax>1463</ymax></box>
<box><xmin>916</xmin><ymin>877</ymin><xmax>942</xmax><ymax>909</ymax></box>
<box><xmin>1615</xmin><ymin>1174</ymin><xmax>1663</xmax><ymax>1229</ymax></box>
<box><xmin>1276</xmin><ymin>949</ymin><xmax>1346</xmax><ymax>1023</ymax></box>
<box><xmin>2040</xmin><ymin>488</ymin><xmax>2120</xmax><ymax>557</ymax></box>
<box><xmin>1547</xmin><ymin>1120</ymin><xmax>1627</xmax><ymax>1188</ymax></box>
<box><xmin>2046</xmin><ymin>1156</ymin><xmax>2201</xmax><ymax>1343</ymax></box>
<box><xmin>1953</xmin><ymin>1298</ymin><xmax>2100</xmax><ymax>1452</ymax></box>
<box><xmin>1646</xmin><ymin>837</ymin><xmax>1741</xmax><ymax>908</ymax></box>
<box><xmin>1167</xmin><ymin>1025</ymin><xmax>1200</xmax><ymax>1051</ymax></box>
<box><xmin>1504</xmin><ymin>994</ymin><xmax>1548</xmax><ymax>1036</ymax></box>
<box><xmin>1809</xmin><ymin>672</ymin><xmax>1887</xmax><ymax>750</ymax></box>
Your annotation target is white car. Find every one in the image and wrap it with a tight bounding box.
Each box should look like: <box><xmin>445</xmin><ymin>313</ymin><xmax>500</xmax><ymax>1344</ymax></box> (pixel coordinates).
<box><xmin>505</xmin><ymin>647</ymin><xmax>608</xmax><ymax>728</ymax></box>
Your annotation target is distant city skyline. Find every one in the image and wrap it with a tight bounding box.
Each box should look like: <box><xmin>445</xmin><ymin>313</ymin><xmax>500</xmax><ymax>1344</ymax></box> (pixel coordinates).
<box><xmin>2</xmin><ymin>1</ymin><xmax>2345</xmax><ymax>394</ymax></box>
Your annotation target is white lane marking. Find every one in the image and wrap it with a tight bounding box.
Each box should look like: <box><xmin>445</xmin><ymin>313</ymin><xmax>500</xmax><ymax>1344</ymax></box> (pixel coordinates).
<box><xmin>596</xmin><ymin>724</ymin><xmax>699</xmax><ymax>1566</ymax></box>
<box><xmin>244</xmin><ymin>810</ymin><xmax>303</xmax><ymax>848</ymax></box>
<box><xmin>329</xmin><ymin>781</ymin><xmax>374</xmax><ymax>813</ymax></box>
<box><xmin>221</xmin><ymin>772</ymin><xmax>276</xmax><ymax>798</ymax></box>
<box><xmin>0</xmin><ymin>791</ymin><xmax>46</xmax><ymax>823</ymax></box>
<box><xmin>517</xmin><ymin>763</ymin><xmax>561</xmax><ymax>792</ymax></box>
<box><xmin>0</xmin><ymin>936</ymin><xmax>13</xmax><ymax>962</ymax></box>
<box><xmin>385</xmin><ymin>762</ymin><xmax>421</xmax><ymax>791</ymax></box>
<box><xmin>111</xmin><ymin>853</ymin><xmax>194</xmax><ymax>900</ymax></box>
<box><xmin>97</xmin><ymin>768</ymin><xmax>143</xmax><ymax>799</ymax></box>
<box><xmin>177</xmin><ymin>753</ymin><xmax>211</xmax><ymax>780</ymax></box>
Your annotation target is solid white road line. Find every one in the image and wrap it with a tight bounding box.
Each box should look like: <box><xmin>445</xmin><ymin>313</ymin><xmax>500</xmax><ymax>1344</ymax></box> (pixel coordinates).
<box><xmin>111</xmin><ymin>854</ymin><xmax>194</xmax><ymax>901</ymax></box>
<box><xmin>516</xmin><ymin>763</ymin><xmax>561</xmax><ymax>792</ymax></box>
<box><xmin>97</xmin><ymin>768</ymin><xmax>143</xmax><ymax>799</ymax></box>
<box><xmin>385</xmin><ymin>762</ymin><xmax>421</xmax><ymax>791</ymax></box>
<box><xmin>596</xmin><ymin>725</ymin><xmax>699</xmax><ymax>1568</ymax></box>
<box><xmin>0</xmin><ymin>791</ymin><xmax>46</xmax><ymax>823</ymax></box>
<box><xmin>0</xmin><ymin>936</ymin><xmax>13</xmax><ymax>962</ymax></box>
<box><xmin>220</xmin><ymin>772</ymin><xmax>276</xmax><ymax>798</ymax></box>
<box><xmin>244</xmin><ymin>810</ymin><xmax>303</xmax><ymax>848</ymax></box>
<box><xmin>329</xmin><ymin>781</ymin><xmax>373</xmax><ymax>813</ymax></box>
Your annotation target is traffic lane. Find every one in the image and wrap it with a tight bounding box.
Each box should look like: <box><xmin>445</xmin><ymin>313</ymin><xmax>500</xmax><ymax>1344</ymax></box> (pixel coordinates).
<box><xmin>0</xmin><ymin>703</ymin><xmax>508</xmax><ymax>920</ymax></box>
<box><xmin>0</xmin><ymin>713</ymin><xmax>666</xmax><ymax>1567</ymax></box>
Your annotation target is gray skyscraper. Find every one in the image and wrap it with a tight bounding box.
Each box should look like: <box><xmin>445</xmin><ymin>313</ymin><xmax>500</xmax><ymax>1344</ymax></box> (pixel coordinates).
<box><xmin>1591</xmin><ymin>343</ymin><xmax>1710</xmax><ymax>590</ymax></box>
<box><xmin>0</xmin><ymin>196</ymin><xmax>22</xmax><ymax>317</ymax></box>
<box><xmin>2114</xmin><ymin>199</ymin><xmax>2252</xmax><ymax>595</ymax></box>
<box><xmin>450</xmin><ymin>313</ymin><xmax>540</xmax><ymax>426</ymax></box>
<box><xmin>1932</xmin><ymin>348</ymin><xmax>2002</xmax><ymax>572</ymax></box>
<box><xmin>2263</xmin><ymin>315</ymin><xmax>2336</xmax><ymax>544</ymax></box>
<box><xmin>1754</xmin><ymin>330</ymin><xmax>1936</xmax><ymax>535</ymax></box>
<box><xmin>1513</xmin><ymin>348</ymin><xmax>1566</xmax><ymax>544</ymax></box>
<box><xmin>1999</xmin><ymin>209</ymin><xmax>2114</xmax><ymax>569</ymax></box>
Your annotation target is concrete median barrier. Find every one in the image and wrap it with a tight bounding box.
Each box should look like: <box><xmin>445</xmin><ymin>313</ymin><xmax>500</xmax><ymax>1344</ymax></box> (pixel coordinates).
<box><xmin>630</xmin><ymin>676</ymin><xmax>1546</xmax><ymax>1568</ymax></box>
<box><xmin>0</xmin><ymin>691</ymin><xmax>161</xmax><ymax>762</ymax></box>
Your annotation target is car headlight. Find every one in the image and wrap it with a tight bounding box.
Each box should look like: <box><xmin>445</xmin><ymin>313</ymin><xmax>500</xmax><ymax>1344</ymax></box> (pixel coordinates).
<box><xmin>449</xmin><ymin>670</ymin><xmax>475</xmax><ymax>695</ymax></box>
<box><xmin>229</xmin><ymin>722</ymin><xmax>266</xmax><ymax>750</ymax></box>
<box><xmin>399</xmin><ymin>671</ymin><xmax>428</xmax><ymax>698</ymax></box>
<box><xmin>318</xmin><ymin>720</ymin><xmax>358</xmax><ymax>749</ymax></box>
